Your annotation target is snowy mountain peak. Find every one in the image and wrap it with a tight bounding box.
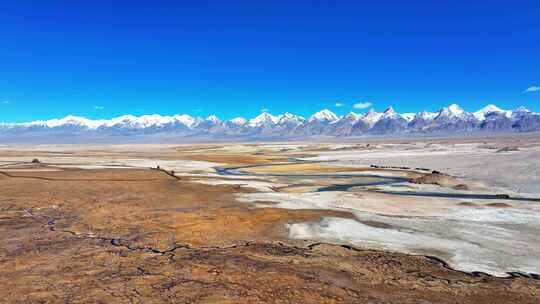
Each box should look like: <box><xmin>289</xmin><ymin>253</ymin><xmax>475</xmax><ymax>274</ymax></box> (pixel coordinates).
<box><xmin>448</xmin><ymin>103</ymin><xmax>464</xmax><ymax>114</ymax></box>
<box><xmin>206</xmin><ymin>115</ymin><xmax>221</xmax><ymax>123</ymax></box>
<box><xmin>309</xmin><ymin>109</ymin><xmax>338</xmax><ymax>122</ymax></box>
<box><xmin>343</xmin><ymin>112</ymin><xmax>361</xmax><ymax>121</ymax></box>
<box><xmin>511</xmin><ymin>106</ymin><xmax>533</xmax><ymax>119</ymax></box>
<box><xmin>382</xmin><ymin>106</ymin><xmax>397</xmax><ymax>118</ymax></box>
<box><xmin>415</xmin><ymin>111</ymin><xmax>437</xmax><ymax>120</ymax></box>
<box><xmin>400</xmin><ymin>113</ymin><xmax>416</xmax><ymax>122</ymax></box>
<box><xmin>363</xmin><ymin>109</ymin><xmax>383</xmax><ymax>125</ymax></box>
<box><xmin>61</xmin><ymin>115</ymin><xmax>88</xmax><ymax>122</ymax></box>
<box><xmin>384</xmin><ymin>106</ymin><xmax>395</xmax><ymax>114</ymax></box>
<box><xmin>174</xmin><ymin>114</ymin><xmax>197</xmax><ymax>127</ymax></box>
<box><xmin>280</xmin><ymin>112</ymin><xmax>294</xmax><ymax>118</ymax></box>
<box><xmin>31</xmin><ymin>115</ymin><xmax>104</xmax><ymax>129</ymax></box>
<box><xmin>229</xmin><ymin>117</ymin><xmax>247</xmax><ymax>125</ymax></box>
<box><xmin>480</xmin><ymin>104</ymin><xmax>503</xmax><ymax>113</ymax></box>
<box><xmin>474</xmin><ymin>104</ymin><xmax>508</xmax><ymax>120</ymax></box>
<box><xmin>249</xmin><ymin>112</ymin><xmax>279</xmax><ymax>127</ymax></box>
<box><xmin>437</xmin><ymin>103</ymin><xmax>467</xmax><ymax>119</ymax></box>
<box><xmin>278</xmin><ymin>112</ymin><xmax>305</xmax><ymax>125</ymax></box>
<box><xmin>514</xmin><ymin>106</ymin><xmax>531</xmax><ymax>113</ymax></box>
<box><xmin>139</xmin><ymin>114</ymin><xmax>175</xmax><ymax>127</ymax></box>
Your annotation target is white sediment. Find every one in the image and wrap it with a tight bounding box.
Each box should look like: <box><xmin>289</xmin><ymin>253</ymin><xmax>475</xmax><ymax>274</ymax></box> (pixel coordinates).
<box><xmin>288</xmin><ymin>216</ymin><xmax>540</xmax><ymax>277</ymax></box>
<box><xmin>299</xmin><ymin>143</ymin><xmax>540</xmax><ymax>196</ymax></box>
<box><xmin>191</xmin><ymin>179</ymin><xmax>286</xmax><ymax>192</ymax></box>
<box><xmin>237</xmin><ymin>191</ymin><xmax>540</xmax><ymax>276</ymax></box>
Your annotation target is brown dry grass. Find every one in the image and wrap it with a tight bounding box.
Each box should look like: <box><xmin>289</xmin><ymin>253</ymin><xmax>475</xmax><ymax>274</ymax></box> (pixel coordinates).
<box><xmin>0</xmin><ymin>165</ymin><xmax>538</xmax><ymax>303</ymax></box>
<box><xmin>179</xmin><ymin>153</ymin><xmax>287</xmax><ymax>166</ymax></box>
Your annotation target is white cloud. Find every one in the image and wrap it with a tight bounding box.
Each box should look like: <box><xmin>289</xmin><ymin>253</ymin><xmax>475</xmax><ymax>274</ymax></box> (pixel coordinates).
<box><xmin>353</xmin><ymin>102</ymin><xmax>372</xmax><ymax>109</ymax></box>
<box><xmin>93</xmin><ymin>105</ymin><xmax>104</xmax><ymax>110</ymax></box>
<box><xmin>524</xmin><ymin>86</ymin><xmax>540</xmax><ymax>93</ymax></box>
<box><xmin>334</xmin><ymin>102</ymin><xmax>344</xmax><ymax>107</ymax></box>
<box><xmin>261</xmin><ymin>108</ymin><xmax>270</xmax><ymax>112</ymax></box>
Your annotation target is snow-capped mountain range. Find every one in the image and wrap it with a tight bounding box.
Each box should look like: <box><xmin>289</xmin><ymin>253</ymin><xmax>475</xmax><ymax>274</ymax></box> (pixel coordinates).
<box><xmin>1</xmin><ymin>104</ymin><xmax>539</xmax><ymax>142</ymax></box>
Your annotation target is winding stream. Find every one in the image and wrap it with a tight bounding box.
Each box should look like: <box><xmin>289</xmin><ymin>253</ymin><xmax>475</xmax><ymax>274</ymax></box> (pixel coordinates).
<box><xmin>215</xmin><ymin>161</ymin><xmax>409</xmax><ymax>189</ymax></box>
<box><xmin>215</xmin><ymin>161</ymin><xmax>540</xmax><ymax>201</ymax></box>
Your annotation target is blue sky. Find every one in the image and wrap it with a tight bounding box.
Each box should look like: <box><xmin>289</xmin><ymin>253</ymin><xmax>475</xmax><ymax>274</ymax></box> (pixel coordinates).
<box><xmin>1</xmin><ymin>1</ymin><xmax>539</xmax><ymax>122</ymax></box>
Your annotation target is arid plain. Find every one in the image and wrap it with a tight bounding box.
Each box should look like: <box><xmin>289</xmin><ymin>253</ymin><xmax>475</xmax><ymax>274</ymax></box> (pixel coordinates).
<box><xmin>1</xmin><ymin>135</ymin><xmax>540</xmax><ymax>303</ymax></box>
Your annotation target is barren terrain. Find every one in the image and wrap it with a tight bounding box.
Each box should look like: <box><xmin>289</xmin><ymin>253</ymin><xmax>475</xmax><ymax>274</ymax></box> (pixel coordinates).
<box><xmin>1</xmin><ymin>136</ymin><xmax>539</xmax><ymax>303</ymax></box>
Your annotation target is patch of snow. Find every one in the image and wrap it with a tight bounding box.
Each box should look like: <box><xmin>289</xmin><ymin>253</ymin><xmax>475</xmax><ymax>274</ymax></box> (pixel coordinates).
<box><xmin>230</xmin><ymin>117</ymin><xmax>247</xmax><ymax>125</ymax></box>
<box><xmin>400</xmin><ymin>113</ymin><xmax>416</xmax><ymax>122</ymax></box>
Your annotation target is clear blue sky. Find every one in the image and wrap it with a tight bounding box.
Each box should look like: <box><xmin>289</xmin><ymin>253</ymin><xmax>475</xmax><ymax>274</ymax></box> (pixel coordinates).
<box><xmin>1</xmin><ymin>0</ymin><xmax>539</xmax><ymax>122</ymax></box>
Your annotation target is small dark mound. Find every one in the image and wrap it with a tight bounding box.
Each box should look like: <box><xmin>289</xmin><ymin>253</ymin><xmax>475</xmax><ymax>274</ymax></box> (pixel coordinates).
<box><xmin>486</xmin><ymin>202</ymin><xmax>512</xmax><ymax>208</ymax></box>
<box><xmin>453</xmin><ymin>184</ymin><xmax>469</xmax><ymax>190</ymax></box>
<box><xmin>496</xmin><ymin>146</ymin><xmax>519</xmax><ymax>153</ymax></box>
<box><xmin>31</xmin><ymin>158</ymin><xmax>41</xmax><ymax>164</ymax></box>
